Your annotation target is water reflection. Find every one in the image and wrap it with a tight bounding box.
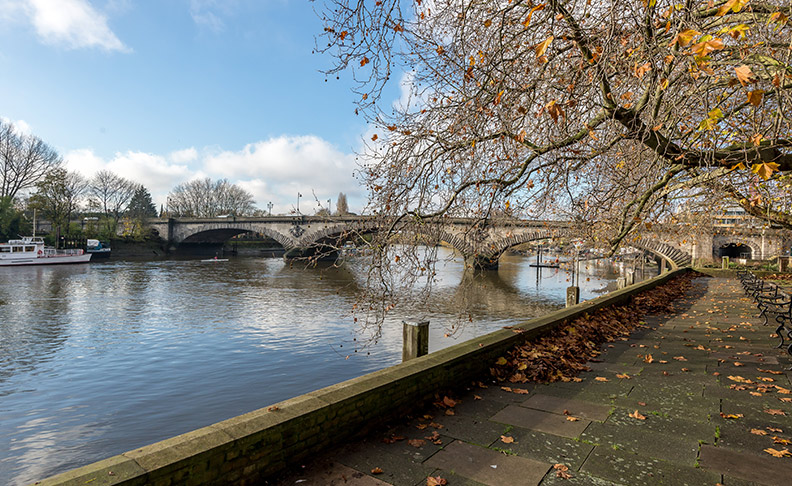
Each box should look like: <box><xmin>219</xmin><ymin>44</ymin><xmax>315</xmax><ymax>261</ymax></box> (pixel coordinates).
<box><xmin>0</xmin><ymin>249</ymin><xmax>642</xmax><ymax>485</ymax></box>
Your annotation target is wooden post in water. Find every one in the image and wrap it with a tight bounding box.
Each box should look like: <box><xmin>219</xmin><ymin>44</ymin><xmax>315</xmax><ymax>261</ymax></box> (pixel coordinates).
<box><xmin>566</xmin><ymin>286</ymin><xmax>580</xmax><ymax>307</ymax></box>
<box><xmin>402</xmin><ymin>320</ymin><xmax>429</xmax><ymax>362</ymax></box>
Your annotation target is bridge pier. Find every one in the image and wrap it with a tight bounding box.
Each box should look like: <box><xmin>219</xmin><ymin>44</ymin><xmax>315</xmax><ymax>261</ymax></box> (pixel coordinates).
<box><xmin>466</xmin><ymin>254</ymin><xmax>499</xmax><ymax>271</ymax></box>
<box><xmin>283</xmin><ymin>245</ymin><xmax>339</xmax><ymax>263</ymax></box>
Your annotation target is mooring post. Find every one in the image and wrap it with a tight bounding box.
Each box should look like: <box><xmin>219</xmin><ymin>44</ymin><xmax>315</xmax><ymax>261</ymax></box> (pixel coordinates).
<box><xmin>617</xmin><ymin>277</ymin><xmax>627</xmax><ymax>289</ymax></box>
<box><xmin>626</xmin><ymin>271</ymin><xmax>635</xmax><ymax>286</ymax></box>
<box><xmin>566</xmin><ymin>286</ymin><xmax>580</xmax><ymax>307</ymax></box>
<box><xmin>402</xmin><ymin>320</ymin><xmax>429</xmax><ymax>362</ymax></box>
<box><xmin>722</xmin><ymin>256</ymin><xmax>729</xmax><ymax>270</ymax></box>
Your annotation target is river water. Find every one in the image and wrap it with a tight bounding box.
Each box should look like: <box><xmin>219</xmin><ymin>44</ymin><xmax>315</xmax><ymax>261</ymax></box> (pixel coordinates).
<box><xmin>0</xmin><ymin>249</ymin><xmax>644</xmax><ymax>484</ymax></box>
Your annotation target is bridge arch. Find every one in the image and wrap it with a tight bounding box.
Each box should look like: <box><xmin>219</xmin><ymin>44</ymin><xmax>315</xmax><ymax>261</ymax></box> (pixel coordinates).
<box><xmin>179</xmin><ymin>225</ymin><xmax>296</xmax><ymax>250</ymax></box>
<box><xmin>628</xmin><ymin>238</ymin><xmax>692</xmax><ymax>269</ymax></box>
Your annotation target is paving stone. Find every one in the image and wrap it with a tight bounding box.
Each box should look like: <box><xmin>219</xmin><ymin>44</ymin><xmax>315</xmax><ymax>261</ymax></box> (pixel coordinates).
<box><xmin>335</xmin><ymin>439</ymin><xmax>438</xmax><ymax>486</ymax></box>
<box><xmin>580</xmin><ymin>421</ymin><xmax>701</xmax><ymax>466</ymax></box>
<box><xmin>699</xmin><ymin>444</ymin><xmax>792</xmax><ymax>486</ymax></box>
<box><xmin>580</xmin><ymin>445</ymin><xmax>721</xmax><ymax>486</ymax></box>
<box><xmin>279</xmin><ymin>461</ymin><xmax>393</xmax><ymax>486</ymax></box>
<box><xmin>603</xmin><ymin>407</ymin><xmax>715</xmax><ymax>442</ymax></box>
<box><xmin>585</xmin><ymin>361</ymin><xmax>643</xmax><ymax>375</ymax></box>
<box><xmin>611</xmin><ymin>394</ymin><xmax>718</xmax><ymax>422</ymax></box>
<box><xmin>499</xmin><ymin>427</ymin><xmax>594</xmax><ymax>470</ymax></box>
<box><xmin>537</xmin><ymin>469</ymin><xmax>627</xmax><ymax>486</ymax></box>
<box><xmin>423</xmin><ymin>440</ymin><xmax>550</xmax><ymax>486</ymax></box>
<box><xmin>711</xmin><ymin>352</ymin><xmax>779</xmax><ymax>365</ymax></box>
<box><xmin>417</xmin><ymin>470</ymin><xmax>487</xmax><ymax>486</ymax></box>
<box><xmin>490</xmin><ymin>405</ymin><xmax>590</xmax><ymax>439</ymax></box>
<box><xmin>432</xmin><ymin>412</ymin><xmax>507</xmax><ymax>446</ymax></box>
<box><xmin>521</xmin><ymin>394</ymin><xmax>612</xmax><ymax>422</ymax></box>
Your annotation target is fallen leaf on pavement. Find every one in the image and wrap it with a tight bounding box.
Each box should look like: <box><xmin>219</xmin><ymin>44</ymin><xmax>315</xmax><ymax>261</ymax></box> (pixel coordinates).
<box><xmin>616</xmin><ymin>373</ymin><xmax>631</xmax><ymax>379</ymax></box>
<box><xmin>427</xmin><ymin>476</ymin><xmax>448</xmax><ymax>486</ymax></box>
<box><xmin>595</xmin><ymin>377</ymin><xmax>609</xmax><ymax>382</ymax></box>
<box><xmin>371</xmin><ymin>467</ymin><xmax>384</xmax><ymax>474</ymax></box>
<box><xmin>554</xmin><ymin>464</ymin><xmax>572</xmax><ymax>479</ymax></box>
<box><xmin>500</xmin><ymin>435</ymin><xmax>515</xmax><ymax>444</ymax></box>
<box><xmin>629</xmin><ymin>410</ymin><xmax>647</xmax><ymax>420</ymax></box>
<box><xmin>758</xmin><ymin>369</ymin><xmax>784</xmax><ymax>375</ymax></box>
<box><xmin>408</xmin><ymin>439</ymin><xmax>426</xmax><ymax>448</ymax></box>
<box><xmin>764</xmin><ymin>448</ymin><xmax>792</xmax><ymax>458</ymax></box>
<box><xmin>765</xmin><ymin>409</ymin><xmax>786</xmax><ymax>416</ymax></box>
<box><xmin>751</xmin><ymin>429</ymin><xmax>768</xmax><ymax>436</ymax></box>
<box><xmin>774</xmin><ymin>437</ymin><xmax>792</xmax><ymax>445</ymax></box>
<box><xmin>566</xmin><ymin>416</ymin><xmax>579</xmax><ymax>422</ymax></box>
<box><xmin>720</xmin><ymin>413</ymin><xmax>744</xmax><ymax>419</ymax></box>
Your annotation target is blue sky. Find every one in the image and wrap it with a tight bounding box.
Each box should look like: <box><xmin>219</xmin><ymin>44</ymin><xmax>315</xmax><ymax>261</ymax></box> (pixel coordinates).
<box><xmin>0</xmin><ymin>0</ymin><xmax>389</xmax><ymax>214</ymax></box>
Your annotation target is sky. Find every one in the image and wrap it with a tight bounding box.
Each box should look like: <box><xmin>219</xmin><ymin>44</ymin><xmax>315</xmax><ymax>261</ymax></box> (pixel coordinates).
<box><xmin>0</xmin><ymin>0</ymin><xmax>391</xmax><ymax>214</ymax></box>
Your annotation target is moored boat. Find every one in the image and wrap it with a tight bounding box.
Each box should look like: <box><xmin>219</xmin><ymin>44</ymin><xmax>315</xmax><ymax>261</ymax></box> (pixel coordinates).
<box><xmin>0</xmin><ymin>237</ymin><xmax>92</xmax><ymax>266</ymax></box>
<box><xmin>86</xmin><ymin>239</ymin><xmax>111</xmax><ymax>258</ymax></box>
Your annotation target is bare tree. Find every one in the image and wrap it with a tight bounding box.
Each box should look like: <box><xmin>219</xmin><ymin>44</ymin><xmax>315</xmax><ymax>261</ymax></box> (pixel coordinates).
<box><xmin>89</xmin><ymin>170</ymin><xmax>137</xmax><ymax>234</ymax></box>
<box><xmin>336</xmin><ymin>192</ymin><xmax>349</xmax><ymax>215</ymax></box>
<box><xmin>167</xmin><ymin>178</ymin><xmax>256</xmax><ymax>217</ymax></box>
<box><xmin>28</xmin><ymin>168</ymin><xmax>88</xmax><ymax>242</ymax></box>
<box><xmin>0</xmin><ymin>120</ymin><xmax>62</xmax><ymax>201</ymax></box>
<box><xmin>319</xmin><ymin>0</ymin><xmax>792</xmax><ymax>251</ymax></box>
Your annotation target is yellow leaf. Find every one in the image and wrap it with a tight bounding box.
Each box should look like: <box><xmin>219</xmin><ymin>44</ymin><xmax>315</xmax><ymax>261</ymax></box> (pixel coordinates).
<box><xmin>566</xmin><ymin>416</ymin><xmax>579</xmax><ymax>422</ymax></box>
<box><xmin>752</xmin><ymin>162</ymin><xmax>780</xmax><ymax>180</ymax></box>
<box><xmin>523</xmin><ymin>4</ymin><xmax>545</xmax><ymax>27</ymax></box>
<box><xmin>634</xmin><ymin>62</ymin><xmax>652</xmax><ymax>79</ymax></box>
<box><xmin>717</xmin><ymin>0</ymin><xmax>748</xmax><ymax>16</ymax></box>
<box><xmin>748</xmin><ymin>89</ymin><xmax>764</xmax><ymax>106</ymax></box>
<box><xmin>594</xmin><ymin>377</ymin><xmax>609</xmax><ymax>382</ymax></box>
<box><xmin>494</xmin><ymin>90</ymin><xmax>504</xmax><ymax>105</ymax></box>
<box><xmin>730</xmin><ymin>162</ymin><xmax>747</xmax><ymax>170</ymax></box>
<box><xmin>496</xmin><ymin>357</ymin><xmax>508</xmax><ymax>366</ymax></box>
<box><xmin>660</xmin><ymin>78</ymin><xmax>669</xmax><ymax>90</ymax></box>
<box><xmin>750</xmin><ymin>134</ymin><xmax>763</xmax><ymax>146</ymax></box>
<box><xmin>629</xmin><ymin>410</ymin><xmax>647</xmax><ymax>420</ymax></box>
<box><xmin>535</xmin><ymin>36</ymin><xmax>554</xmax><ymax>57</ymax></box>
<box><xmin>484</xmin><ymin>19</ymin><xmax>492</xmax><ymax>28</ymax></box>
<box><xmin>504</xmin><ymin>200</ymin><xmax>510</xmax><ymax>210</ymax></box>
<box><xmin>728</xmin><ymin>24</ymin><xmax>750</xmax><ymax>39</ymax></box>
<box><xmin>500</xmin><ymin>435</ymin><xmax>515</xmax><ymax>443</ymax></box>
<box><xmin>672</xmin><ymin>29</ymin><xmax>700</xmax><ymax>47</ymax></box>
<box><xmin>764</xmin><ymin>448</ymin><xmax>792</xmax><ymax>458</ymax></box>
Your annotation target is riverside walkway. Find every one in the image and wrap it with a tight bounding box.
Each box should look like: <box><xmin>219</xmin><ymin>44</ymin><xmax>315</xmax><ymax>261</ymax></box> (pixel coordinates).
<box><xmin>275</xmin><ymin>277</ymin><xmax>792</xmax><ymax>486</ymax></box>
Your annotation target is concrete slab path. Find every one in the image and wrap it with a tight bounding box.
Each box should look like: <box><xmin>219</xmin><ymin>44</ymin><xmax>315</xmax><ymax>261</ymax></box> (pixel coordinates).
<box><xmin>274</xmin><ymin>277</ymin><xmax>792</xmax><ymax>486</ymax></box>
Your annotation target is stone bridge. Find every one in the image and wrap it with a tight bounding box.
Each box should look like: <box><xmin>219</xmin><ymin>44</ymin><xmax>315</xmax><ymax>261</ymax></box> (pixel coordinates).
<box><xmin>147</xmin><ymin>216</ymin><xmax>697</xmax><ymax>270</ymax></box>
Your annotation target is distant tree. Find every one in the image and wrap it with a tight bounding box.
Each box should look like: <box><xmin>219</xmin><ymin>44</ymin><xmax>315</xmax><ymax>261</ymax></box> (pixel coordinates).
<box><xmin>0</xmin><ymin>120</ymin><xmax>62</xmax><ymax>200</ymax></box>
<box><xmin>126</xmin><ymin>185</ymin><xmax>158</xmax><ymax>219</ymax></box>
<box><xmin>167</xmin><ymin>178</ymin><xmax>256</xmax><ymax>217</ymax></box>
<box><xmin>89</xmin><ymin>170</ymin><xmax>136</xmax><ymax>235</ymax></box>
<box><xmin>336</xmin><ymin>192</ymin><xmax>349</xmax><ymax>215</ymax></box>
<box><xmin>0</xmin><ymin>196</ymin><xmax>30</xmax><ymax>240</ymax></box>
<box><xmin>28</xmin><ymin>168</ymin><xmax>88</xmax><ymax>244</ymax></box>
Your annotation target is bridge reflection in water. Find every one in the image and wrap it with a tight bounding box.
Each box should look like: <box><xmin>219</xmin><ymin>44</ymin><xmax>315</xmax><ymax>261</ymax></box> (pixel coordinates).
<box><xmin>0</xmin><ymin>248</ymin><xmax>644</xmax><ymax>486</ymax></box>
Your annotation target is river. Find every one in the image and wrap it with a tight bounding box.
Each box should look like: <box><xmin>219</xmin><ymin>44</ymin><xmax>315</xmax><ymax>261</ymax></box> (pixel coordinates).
<box><xmin>0</xmin><ymin>249</ymin><xmax>647</xmax><ymax>484</ymax></box>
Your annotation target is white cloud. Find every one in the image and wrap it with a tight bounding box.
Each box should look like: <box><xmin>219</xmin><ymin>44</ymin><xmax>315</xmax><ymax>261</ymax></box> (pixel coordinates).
<box><xmin>24</xmin><ymin>0</ymin><xmax>130</xmax><ymax>52</ymax></box>
<box><xmin>0</xmin><ymin>116</ymin><xmax>32</xmax><ymax>136</ymax></box>
<box><xmin>169</xmin><ymin>147</ymin><xmax>198</xmax><ymax>163</ymax></box>
<box><xmin>63</xmin><ymin>135</ymin><xmax>365</xmax><ymax>215</ymax></box>
<box><xmin>189</xmin><ymin>0</ymin><xmax>235</xmax><ymax>33</ymax></box>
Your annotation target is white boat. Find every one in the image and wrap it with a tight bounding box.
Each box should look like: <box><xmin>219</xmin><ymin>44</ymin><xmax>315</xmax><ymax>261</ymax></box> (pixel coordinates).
<box><xmin>0</xmin><ymin>237</ymin><xmax>92</xmax><ymax>266</ymax></box>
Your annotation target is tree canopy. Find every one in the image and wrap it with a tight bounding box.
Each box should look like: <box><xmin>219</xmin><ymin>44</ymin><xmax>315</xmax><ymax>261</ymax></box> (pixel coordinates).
<box><xmin>167</xmin><ymin>178</ymin><xmax>256</xmax><ymax>217</ymax></box>
<box><xmin>320</xmin><ymin>0</ymin><xmax>792</xmax><ymax>251</ymax></box>
<box><xmin>0</xmin><ymin>119</ymin><xmax>61</xmax><ymax>201</ymax></box>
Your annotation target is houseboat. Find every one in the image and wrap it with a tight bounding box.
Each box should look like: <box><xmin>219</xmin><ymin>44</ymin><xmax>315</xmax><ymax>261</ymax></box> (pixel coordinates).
<box><xmin>0</xmin><ymin>237</ymin><xmax>92</xmax><ymax>266</ymax></box>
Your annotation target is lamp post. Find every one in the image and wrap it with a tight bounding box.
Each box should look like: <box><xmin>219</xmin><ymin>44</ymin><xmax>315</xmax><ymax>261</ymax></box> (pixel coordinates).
<box><xmin>327</xmin><ymin>199</ymin><xmax>332</xmax><ymax>216</ymax></box>
<box><xmin>267</xmin><ymin>201</ymin><xmax>273</xmax><ymax>216</ymax></box>
<box><xmin>297</xmin><ymin>193</ymin><xmax>302</xmax><ymax>214</ymax></box>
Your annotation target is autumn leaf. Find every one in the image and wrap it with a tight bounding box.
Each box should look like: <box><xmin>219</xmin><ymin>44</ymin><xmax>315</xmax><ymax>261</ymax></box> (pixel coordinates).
<box><xmin>501</xmin><ymin>435</ymin><xmax>515</xmax><ymax>443</ymax></box>
<box><xmin>752</xmin><ymin>162</ymin><xmax>780</xmax><ymax>181</ymax></box>
<box><xmin>774</xmin><ymin>437</ymin><xmax>792</xmax><ymax>446</ymax></box>
<box><xmin>566</xmin><ymin>416</ymin><xmax>580</xmax><ymax>422</ymax></box>
<box><xmin>523</xmin><ymin>4</ymin><xmax>545</xmax><ymax>28</ymax></box>
<box><xmin>748</xmin><ymin>90</ymin><xmax>764</xmax><ymax>107</ymax></box>
<box><xmin>595</xmin><ymin>377</ymin><xmax>609</xmax><ymax>382</ymax></box>
<box><xmin>544</xmin><ymin>100</ymin><xmax>565</xmax><ymax>124</ymax></box>
<box><xmin>717</xmin><ymin>0</ymin><xmax>749</xmax><ymax>16</ymax></box>
<box><xmin>442</xmin><ymin>396</ymin><xmax>458</xmax><ymax>408</ymax></box>
<box><xmin>751</xmin><ymin>429</ymin><xmax>769</xmax><ymax>436</ymax></box>
<box><xmin>496</xmin><ymin>357</ymin><xmax>508</xmax><ymax>366</ymax></box>
<box><xmin>535</xmin><ymin>36</ymin><xmax>554</xmax><ymax>57</ymax></box>
<box><xmin>427</xmin><ymin>476</ymin><xmax>448</xmax><ymax>486</ymax></box>
<box><xmin>634</xmin><ymin>62</ymin><xmax>652</xmax><ymax>79</ymax></box>
<box><xmin>408</xmin><ymin>439</ymin><xmax>426</xmax><ymax>447</ymax></box>
<box><xmin>494</xmin><ymin>90</ymin><xmax>505</xmax><ymax>105</ymax></box>
<box><xmin>629</xmin><ymin>410</ymin><xmax>647</xmax><ymax>420</ymax></box>
<box><xmin>644</xmin><ymin>354</ymin><xmax>654</xmax><ymax>363</ymax></box>
<box><xmin>765</xmin><ymin>409</ymin><xmax>787</xmax><ymax>416</ymax></box>
<box><xmin>690</xmin><ymin>37</ymin><xmax>724</xmax><ymax>57</ymax></box>
<box><xmin>671</xmin><ymin>29</ymin><xmax>700</xmax><ymax>47</ymax></box>
<box><xmin>720</xmin><ymin>413</ymin><xmax>744</xmax><ymax>419</ymax></box>
<box><xmin>764</xmin><ymin>448</ymin><xmax>792</xmax><ymax>458</ymax></box>
<box><xmin>554</xmin><ymin>463</ymin><xmax>572</xmax><ymax>479</ymax></box>
<box><xmin>267</xmin><ymin>406</ymin><xmax>280</xmax><ymax>412</ymax></box>
<box><xmin>371</xmin><ymin>133</ymin><xmax>378</xmax><ymax>142</ymax></box>
<box><xmin>758</xmin><ymin>369</ymin><xmax>784</xmax><ymax>375</ymax></box>
<box><xmin>360</xmin><ymin>56</ymin><xmax>370</xmax><ymax>67</ymax></box>
<box><xmin>616</xmin><ymin>373</ymin><xmax>631</xmax><ymax>379</ymax></box>
<box><xmin>735</xmin><ymin>65</ymin><xmax>757</xmax><ymax>86</ymax></box>
<box><xmin>371</xmin><ymin>467</ymin><xmax>384</xmax><ymax>474</ymax></box>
